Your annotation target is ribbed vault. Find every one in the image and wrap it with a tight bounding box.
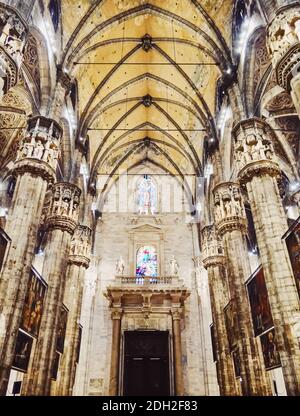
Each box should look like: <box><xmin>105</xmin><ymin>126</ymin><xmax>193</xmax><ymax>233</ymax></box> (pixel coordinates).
<box><xmin>60</xmin><ymin>0</ymin><xmax>233</xmax><ymax>185</ymax></box>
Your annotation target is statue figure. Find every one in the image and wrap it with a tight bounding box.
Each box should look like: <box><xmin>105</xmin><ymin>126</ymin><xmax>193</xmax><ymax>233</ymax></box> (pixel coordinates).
<box><xmin>116</xmin><ymin>256</ymin><xmax>125</xmax><ymax>275</ymax></box>
<box><xmin>33</xmin><ymin>140</ymin><xmax>44</xmax><ymax>159</ymax></box>
<box><xmin>169</xmin><ymin>255</ymin><xmax>179</xmax><ymax>276</ymax></box>
<box><xmin>60</xmin><ymin>198</ymin><xmax>69</xmax><ymax>216</ymax></box>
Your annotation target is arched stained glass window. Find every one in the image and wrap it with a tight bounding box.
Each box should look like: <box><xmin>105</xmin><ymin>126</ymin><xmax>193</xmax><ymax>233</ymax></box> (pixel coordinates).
<box><xmin>136</xmin><ymin>246</ymin><xmax>157</xmax><ymax>277</ymax></box>
<box><xmin>137</xmin><ymin>175</ymin><xmax>156</xmax><ymax>215</ymax></box>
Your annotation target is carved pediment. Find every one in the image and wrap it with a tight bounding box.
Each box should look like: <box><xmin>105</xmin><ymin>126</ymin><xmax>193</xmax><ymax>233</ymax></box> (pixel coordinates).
<box><xmin>129</xmin><ymin>223</ymin><xmax>162</xmax><ymax>234</ymax></box>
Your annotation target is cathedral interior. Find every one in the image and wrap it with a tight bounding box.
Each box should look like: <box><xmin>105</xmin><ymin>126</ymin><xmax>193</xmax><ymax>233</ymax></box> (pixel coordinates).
<box><xmin>0</xmin><ymin>0</ymin><xmax>299</xmax><ymax>397</ymax></box>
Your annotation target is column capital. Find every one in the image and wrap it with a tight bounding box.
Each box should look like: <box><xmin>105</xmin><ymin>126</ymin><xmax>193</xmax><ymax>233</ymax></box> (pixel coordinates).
<box><xmin>171</xmin><ymin>308</ymin><xmax>182</xmax><ymax>321</ymax></box>
<box><xmin>267</xmin><ymin>4</ymin><xmax>300</xmax><ymax>91</ymax></box>
<box><xmin>45</xmin><ymin>182</ymin><xmax>81</xmax><ymax>233</ymax></box>
<box><xmin>233</xmin><ymin>117</ymin><xmax>281</xmax><ymax>185</ymax></box>
<box><xmin>111</xmin><ymin>308</ymin><xmax>123</xmax><ymax>320</ymax></box>
<box><xmin>212</xmin><ymin>182</ymin><xmax>247</xmax><ymax>236</ymax></box>
<box><xmin>68</xmin><ymin>225</ymin><xmax>92</xmax><ymax>268</ymax></box>
<box><xmin>13</xmin><ymin>116</ymin><xmax>62</xmax><ymax>182</ymax></box>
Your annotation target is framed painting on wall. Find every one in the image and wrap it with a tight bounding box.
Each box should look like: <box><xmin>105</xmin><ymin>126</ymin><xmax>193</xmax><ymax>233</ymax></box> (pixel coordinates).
<box><xmin>247</xmin><ymin>267</ymin><xmax>273</xmax><ymax>336</ymax></box>
<box><xmin>56</xmin><ymin>305</ymin><xmax>68</xmax><ymax>354</ymax></box>
<box><xmin>76</xmin><ymin>325</ymin><xmax>82</xmax><ymax>364</ymax></box>
<box><xmin>20</xmin><ymin>268</ymin><xmax>47</xmax><ymax>337</ymax></box>
<box><xmin>0</xmin><ymin>228</ymin><xmax>10</xmax><ymax>271</ymax></box>
<box><xmin>224</xmin><ymin>300</ymin><xmax>239</xmax><ymax>351</ymax></box>
<box><xmin>232</xmin><ymin>349</ymin><xmax>241</xmax><ymax>378</ymax></box>
<box><xmin>12</xmin><ymin>330</ymin><xmax>33</xmax><ymax>372</ymax></box>
<box><xmin>285</xmin><ymin>220</ymin><xmax>300</xmax><ymax>298</ymax></box>
<box><xmin>210</xmin><ymin>324</ymin><xmax>217</xmax><ymax>363</ymax></box>
<box><xmin>51</xmin><ymin>351</ymin><xmax>60</xmax><ymax>380</ymax></box>
<box><xmin>260</xmin><ymin>328</ymin><xmax>281</xmax><ymax>371</ymax></box>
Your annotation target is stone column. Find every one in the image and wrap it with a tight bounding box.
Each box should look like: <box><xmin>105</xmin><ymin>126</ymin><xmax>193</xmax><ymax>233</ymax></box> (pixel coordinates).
<box><xmin>213</xmin><ymin>182</ymin><xmax>271</xmax><ymax>396</ymax></box>
<box><xmin>0</xmin><ymin>115</ymin><xmax>62</xmax><ymax>395</ymax></box>
<box><xmin>57</xmin><ymin>225</ymin><xmax>91</xmax><ymax>396</ymax></box>
<box><xmin>0</xmin><ymin>4</ymin><xmax>28</xmax><ymax>101</ymax></box>
<box><xmin>171</xmin><ymin>308</ymin><xmax>184</xmax><ymax>396</ymax></box>
<box><xmin>201</xmin><ymin>225</ymin><xmax>237</xmax><ymax>396</ymax></box>
<box><xmin>109</xmin><ymin>308</ymin><xmax>122</xmax><ymax>396</ymax></box>
<box><xmin>23</xmin><ymin>182</ymin><xmax>81</xmax><ymax>396</ymax></box>
<box><xmin>48</xmin><ymin>66</ymin><xmax>72</xmax><ymax>122</ymax></box>
<box><xmin>267</xmin><ymin>4</ymin><xmax>300</xmax><ymax>118</ymax></box>
<box><xmin>233</xmin><ymin>117</ymin><xmax>300</xmax><ymax>396</ymax></box>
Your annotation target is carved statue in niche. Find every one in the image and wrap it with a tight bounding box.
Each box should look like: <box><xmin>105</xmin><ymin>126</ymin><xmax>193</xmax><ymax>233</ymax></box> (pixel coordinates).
<box><xmin>0</xmin><ymin>8</ymin><xmax>27</xmax><ymax>65</ymax></box>
<box><xmin>169</xmin><ymin>255</ymin><xmax>179</xmax><ymax>276</ymax></box>
<box><xmin>268</xmin><ymin>9</ymin><xmax>300</xmax><ymax>65</ymax></box>
<box><xmin>52</xmin><ymin>187</ymin><xmax>61</xmax><ymax>215</ymax></box>
<box><xmin>72</xmin><ymin>194</ymin><xmax>80</xmax><ymax>218</ymax></box>
<box><xmin>116</xmin><ymin>256</ymin><xmax>125</xmax><ymax>275</ymax></box>
<box><xmin>32</xmin><ymin>139</ymin><xmax>44</xmax><ymax>159</ymax></box>
<box><xmin>214</xmin><ymin>191</ymin><xmax>223</xmax><ymax>222</ymax></box>
<box><xmin>214</xmin><ymin>184</ymin><xmax>245</xmax><ymax>224</ymax></box>
<box><xmin>234</xmin><ymin>126</ymin><xmax>277</xmax><ymax>172</ymax></box>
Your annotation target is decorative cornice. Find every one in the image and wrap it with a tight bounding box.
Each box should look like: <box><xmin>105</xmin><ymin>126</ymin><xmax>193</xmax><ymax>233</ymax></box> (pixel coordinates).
<box><xmin>238</xmin><ymin>159</ymin><xmax>281</xmax><ymax>185</ymax></box>
<box><xmin>232</xmin><ymin>117</ymin><xmax>268</xmax><ymax>135</ymax></box>
<box><xmin>12</xmin><ymin>158</ymin><xmax>56</xmax><ymax>183</ymax></box>
<box><xmin>216</xmin><ymin>217</ymin><xmax>247</xmax><ymax>237</ymax></box>
<box><xmin>46</xmin><ymin>216</ymin><xmax>78</xmax><ymax>234</ymax></box>
<box><xmin>202</xmin><ymin>254</ymin><xmax>226</xmax><ymax>269</ymax></box>
<box><xmin>68</xmin><ymin>254</ymin><xmax>90</xmax><ymax>268</ymax></box>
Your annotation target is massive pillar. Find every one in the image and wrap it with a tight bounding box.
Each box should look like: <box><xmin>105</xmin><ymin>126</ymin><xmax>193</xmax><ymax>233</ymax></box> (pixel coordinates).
<box><xmin>267</xmin><ymin>4</ymin><xmax>300</xmax><ymax>118</ymax></box>
<box><xmin>49</xmin><ymin>66</ymin><xmax>73</xmax><ymax>122</ymax></box>
<box><xmin>109</xmin><ymin>308</ymin><xmax>123</xmax><ymax>396</ymax></box>
<box><xmin>0</xmin><ymin>4</ymin><xmax>28</xmax><ymax>101</ymax></box>
<box><xmin>201</xmin><ymin>225</ymin><xmax>237</xmax><ymax>396</ymax></box>
<box><xmin>23</xmin><ymin>182</ymin><xmax>81</xmax><ymax>396</ymax></box>
<box><xmin>233</xmin><ymin>117</ymin><xmax>300</xmax><ymax>395</ymax></box>
<box><xmin>212</xmin><ymin>182</ymin><xmax>271</xmax><ymax>396</ymax></box>
<box><xmin>0</xmin><ymin>116</ymin><xmax>62</xmax><ymax>395</ymax></box>
<box><xmin>57</xmin><ymin>225</ymin><xmax>91</xmax><ymax>396</ymax></box>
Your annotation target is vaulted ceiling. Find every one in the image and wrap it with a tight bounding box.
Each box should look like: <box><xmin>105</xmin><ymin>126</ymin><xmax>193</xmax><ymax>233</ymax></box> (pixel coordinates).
<box><xmin>61</xmin><ymin>0</ymin><xmax>234</xmax><ymax>182</ymax></box>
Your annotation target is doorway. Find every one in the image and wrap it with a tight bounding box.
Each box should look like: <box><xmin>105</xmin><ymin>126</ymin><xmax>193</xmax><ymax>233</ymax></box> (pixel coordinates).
<box><xmin>123</xmin><ymin>331</ymin><xmax>170</xmax><ymax>396</ymax></box>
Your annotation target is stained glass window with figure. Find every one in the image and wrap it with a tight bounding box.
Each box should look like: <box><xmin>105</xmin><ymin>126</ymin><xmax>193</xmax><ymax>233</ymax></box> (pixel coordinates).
<box><xmin>137</xmin><ymin>175</ymin><xmax>156</xmax><ymax>215</ymax></box>
<box><xmin>136</xmin><ymin>246</ymin><xmax>157</xmax><ymax>277</ymax></box>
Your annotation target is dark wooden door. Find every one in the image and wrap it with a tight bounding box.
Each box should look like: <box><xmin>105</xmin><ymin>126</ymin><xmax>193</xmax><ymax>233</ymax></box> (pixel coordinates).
<box><xmin>123</xmin><ymin>331</ymin><xmax>170</xmax><ymax>396</ymax></box>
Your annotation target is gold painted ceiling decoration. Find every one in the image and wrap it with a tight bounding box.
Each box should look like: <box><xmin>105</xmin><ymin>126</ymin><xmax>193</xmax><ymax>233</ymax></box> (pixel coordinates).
<box><xmin>60</xmin><ymin>0</ymin><xmax>233</xmax><ymax>182</ymax></box>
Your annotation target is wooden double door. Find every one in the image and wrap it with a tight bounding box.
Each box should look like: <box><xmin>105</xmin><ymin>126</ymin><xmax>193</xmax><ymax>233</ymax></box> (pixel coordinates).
<box><xmin>123</xmin><ymin>331</ymin><xmax>171</xmax><ymax>396</ymax></box>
